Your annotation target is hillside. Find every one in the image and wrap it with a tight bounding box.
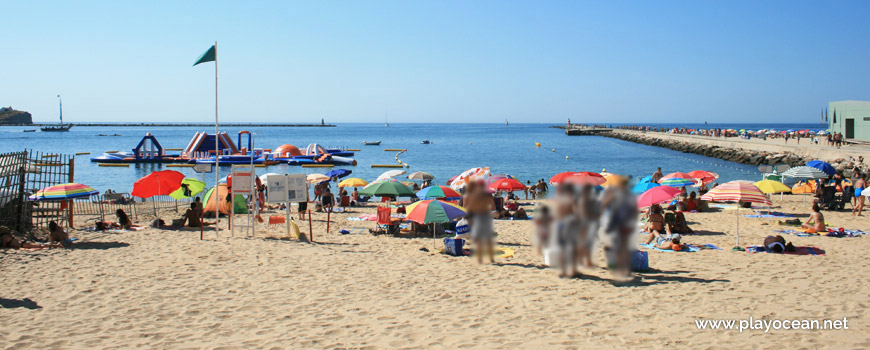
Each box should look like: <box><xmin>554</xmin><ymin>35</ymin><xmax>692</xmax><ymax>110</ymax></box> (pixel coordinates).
<box><xmin>0</xmin><ymin>108</ymin><xmax>34</xmax><ymax>125</ymax></box>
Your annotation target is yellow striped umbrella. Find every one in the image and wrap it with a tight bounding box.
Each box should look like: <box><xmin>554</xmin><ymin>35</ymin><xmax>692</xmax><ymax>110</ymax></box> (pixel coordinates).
<box><xmin>701</xmin><ymin>180</ymin><xmax>771</xmax><ymax>248</ymax></box>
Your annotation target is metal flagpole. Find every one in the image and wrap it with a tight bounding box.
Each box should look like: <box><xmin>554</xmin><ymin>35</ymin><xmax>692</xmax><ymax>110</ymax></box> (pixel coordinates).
<box><xmin>214</xmin><ymin>41</ymin><xmax>220</xmax><ymax>238</ymax></box>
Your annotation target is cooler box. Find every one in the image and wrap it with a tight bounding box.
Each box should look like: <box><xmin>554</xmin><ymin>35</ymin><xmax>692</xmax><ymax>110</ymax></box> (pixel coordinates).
<box><xmin>444</xmin><ymin>238</ymin><xmax>465</xmax><ymax>256</ymax></box>
<box><xmin>455</xmin><ymin>219</ymin><xmax>470</xmax><ymax>239</ymax></box>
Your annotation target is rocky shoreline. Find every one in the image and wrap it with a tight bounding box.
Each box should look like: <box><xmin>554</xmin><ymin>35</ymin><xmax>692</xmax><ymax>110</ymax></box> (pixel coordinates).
<box><xmin>601</xmin><ymin>131</ymin><xmax>866</xmax><ymax>175</ymax></box>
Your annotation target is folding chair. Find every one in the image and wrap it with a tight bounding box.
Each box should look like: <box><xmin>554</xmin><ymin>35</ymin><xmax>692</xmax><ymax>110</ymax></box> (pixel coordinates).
<box><xmin>376</xmin><ymin>207</ymin><xmax>399</xmax><ymax>235</ymax></box>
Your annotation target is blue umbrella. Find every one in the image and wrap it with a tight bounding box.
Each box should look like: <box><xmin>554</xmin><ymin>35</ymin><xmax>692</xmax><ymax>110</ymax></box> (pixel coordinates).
<box><xmin>638</xmin><ymin>175</ymin><xmax>653</xmax><ymax>183</ymax></box>
<box><xmin>632</xmin><ymin>181</ymin><xmax>660</xmax><ymax>194</ymax></box>
<box><xmin>806</xmin><ymin>160</ymin><xmax>836</xmax><ymax>176</ymax></box>
<box><xmin>324</xmin><ymin>169</ymin><xmax>352</xmax><ymax>179</ymax></box>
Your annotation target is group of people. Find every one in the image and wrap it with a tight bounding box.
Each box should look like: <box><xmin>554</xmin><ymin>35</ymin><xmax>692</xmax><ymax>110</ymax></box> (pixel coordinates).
<box><xmin>531</xmin><ymin>179</ymin><xmax>638</xmax><ymax>277</ymax></box>
<box><xmin>523</xmin><ymin>179</ymin><xmax>549</xmax><ymax>200</ymax></box>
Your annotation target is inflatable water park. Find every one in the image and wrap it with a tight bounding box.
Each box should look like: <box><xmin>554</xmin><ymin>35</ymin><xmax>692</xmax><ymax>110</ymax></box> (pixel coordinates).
<box><xmin>91</xmin><ymin>131</ymin><xmax>357</xmax><ymax>166</ymax></box>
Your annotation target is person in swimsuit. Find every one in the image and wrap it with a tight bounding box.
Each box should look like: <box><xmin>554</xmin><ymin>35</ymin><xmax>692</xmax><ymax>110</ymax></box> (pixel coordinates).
<box><xmin>651</xmin><ymin>167</ymin><xmax>664</xmax><ymax>184</ymax></box>
<box><xmin>1</xmin><ymin>226</ymin><xmax>62</xmax><ymax>249</ymax></box>
<box><xmin>644</xmin><ymin>205</ymin><xmax>669</xmax><ymax>244</ymax></box>
<box><xmin>801</xmin><ymin>203</ymin><xmax>826</xmax><ymax>232</ymax></box>
<box><xmin>464</xmin><ymin>181</ymin><xmax>495</xmax><ymax>264</ymax></box>
<box><xmin>321</xmin><ymin>187</ymin><xmax>335</xmax><ymax>212</ymax></box>
<box><xmin>48</xmin><ymin>220</ymin><xmax>71</xmax><ymax>246</ymax></box>
<box><xmin>763</xmin><ymin>235</ymin><xmax>795</xmax><ymax>253</ymax></box>
<box><xmin>116</xmin><ymin>209</ymin><xmax>141</xmax><ymax>229</ymax></box>
<box><xmin>180</xmin><ymin>202</ymin><xmax>213</xmax><ymax>228</ymax></box>
<box><xmin>853</xmin><ymin>174</ymin><xmax>866</xmax><ymax>216</ymax></box>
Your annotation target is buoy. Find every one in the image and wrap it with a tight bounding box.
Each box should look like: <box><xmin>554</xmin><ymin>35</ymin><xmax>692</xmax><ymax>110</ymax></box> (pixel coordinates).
<box><xmin>397</xmin><ymin>160</ymin><xmax>403</xmax><ymax>164</ymax></box>
<box><xmin>552</xmin><ymin>149</ymin><xmax>555</xmax><ymax>152</ymax></box>
<box><xmin>468</xmin><ymin>142</ymin><xmax>472</xmax><ymax>145</ymax></box>
<box><xmin>566</xmin><ymin>156</ymin><xmax>570</xmax><ymax>160</ymax></box>
<box><xmin>535</xmin><ymin>143</ymin><xmax>541</xmax><ymax>147</ymax></box>
<box><xmin>99</xmin><ymin>163</ymin><xmax>129</xmax><ymax>167</ymax></box>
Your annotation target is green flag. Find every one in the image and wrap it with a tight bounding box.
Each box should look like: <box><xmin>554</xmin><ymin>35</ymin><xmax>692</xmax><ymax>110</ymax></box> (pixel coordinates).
<box><xmin>193</xmin><ymin>45</ymin><xmax>216</xmax><ymax>66</ymax></box>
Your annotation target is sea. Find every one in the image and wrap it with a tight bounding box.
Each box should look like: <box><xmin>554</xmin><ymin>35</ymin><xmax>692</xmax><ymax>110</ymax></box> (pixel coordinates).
<box><xmin>0</xmin><ymin>122</ymin><xmax>823</xmax><ymax>193</ymax></box>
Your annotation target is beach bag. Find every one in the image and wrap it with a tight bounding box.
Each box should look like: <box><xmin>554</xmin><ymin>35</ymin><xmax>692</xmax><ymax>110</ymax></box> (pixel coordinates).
<box><xmin>455</xmin><ymin>218</ymin><xmax>470</xmax><ymax>239</ymax></box>
<box><xmin>631</xmin><ymin>251</ymin><xmax>649</xmax><ymax>272</ymax></box>
<box><xmin>443</xmin><ymin>238</ymin><xmax>465</xmax><ymax>256</ymax></box>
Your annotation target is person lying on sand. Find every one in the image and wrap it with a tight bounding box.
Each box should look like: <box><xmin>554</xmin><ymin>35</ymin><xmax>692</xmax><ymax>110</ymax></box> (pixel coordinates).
<box><xmin>513</xmin><ymin>207</ymin><xmax>529</xmax><ymax>220</ymax></box>
<box><xmin>95</xmin><ymin>220</ymin><xmax>122</xmax><ymax>230</ymax></box>
<box><xmin>801</xmin><ymin>203</ymin><xmax>826</xmax><ymax>232</ymax></box>
<box><xmin>1</xmin><ymin>226</ymin><xmax>63</xmax><ymax>249</ymax></box>
<box><xmin>654</xmin><ymin>233</ymin><xmax>687</xmax><ymax>251</ymax></box>
<box><xmin>763</xmin><ymin>235</ymin><xmax>796</xmax><ymax>253</ymax></box>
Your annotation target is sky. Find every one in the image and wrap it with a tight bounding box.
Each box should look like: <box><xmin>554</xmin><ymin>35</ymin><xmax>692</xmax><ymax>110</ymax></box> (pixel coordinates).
<box><xmin>3</xmin><ymin>0</ymin><xmax>869</xmax><ymax>124</ymax></box>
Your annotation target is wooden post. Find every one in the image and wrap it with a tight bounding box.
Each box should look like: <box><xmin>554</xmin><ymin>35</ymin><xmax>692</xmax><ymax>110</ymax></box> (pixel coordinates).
<box><xmin>308</xmin><ymin>209</ymin><xmax>313</xmax><ymax>242</ymax></box>
<box><xmin>68</xmin><ymin>157</ymin><xmax>75</xmax><ymax>228</ymax></box>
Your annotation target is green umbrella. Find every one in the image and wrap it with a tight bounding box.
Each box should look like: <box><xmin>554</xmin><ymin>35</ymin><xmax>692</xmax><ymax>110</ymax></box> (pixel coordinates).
<box><xmin>169</xmin><ymin>178</ymin><xmax>206</xmax><ymax>200</ymax></box>
<box><xmin>358</xmin><ymin>181</ymin><xmax>416</xmax><ymax>197</ymax></box>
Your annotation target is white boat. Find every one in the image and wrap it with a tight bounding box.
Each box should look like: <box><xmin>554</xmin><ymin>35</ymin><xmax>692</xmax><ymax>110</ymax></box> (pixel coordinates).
<box><xmin>363</xmin><ymin>141</ymin><xmax>382</xmax><ymax>146</ymax></box>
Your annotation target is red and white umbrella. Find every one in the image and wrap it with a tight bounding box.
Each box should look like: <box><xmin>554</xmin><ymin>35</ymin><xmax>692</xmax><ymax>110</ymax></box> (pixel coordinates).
<box><xmin>701</xmin><ymin>180</ymin><xmax>771</xmax><ymax>247</ymax></box>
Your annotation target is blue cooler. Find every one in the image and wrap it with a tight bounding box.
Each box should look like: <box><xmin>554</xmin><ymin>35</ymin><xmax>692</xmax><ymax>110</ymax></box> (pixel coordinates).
<box><xmin>444</xmin><ymin>238</ymin><xmax>465</xmax><ymax>256</ymax></box>
<box><xmin>631</xmin><ymin>251</ymin><xmax>649</xmax><ymax>272</ymax></box>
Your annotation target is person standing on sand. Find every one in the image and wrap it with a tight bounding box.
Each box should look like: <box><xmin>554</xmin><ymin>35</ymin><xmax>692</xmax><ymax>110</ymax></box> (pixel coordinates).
<box><xmin>852</xmin><ymin>175</ymin><xmax>866</xmax><ymax>216</ymax></box>
<box><xmin>652</xmin><ymin>167</ymin><xmax>663</xmax><ymax>184</ymax></box>
<box><xmin>464</xmin><ymin>181</ymin><xmax>496</xmax><ymax>264</ymax></box>
<box><xmin>524</xmin><ymin>180</ymin><xmax>531</xmax><ymax>200</ymax></box>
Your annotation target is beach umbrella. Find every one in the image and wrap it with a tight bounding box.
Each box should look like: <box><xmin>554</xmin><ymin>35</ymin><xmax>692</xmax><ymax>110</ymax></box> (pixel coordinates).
<box><xmin>701</xmin><ymin>181</ymin><xmax>772</xmax><ymax>248</ymax></box>
<box><xmin>417</xmin><ymin>185</ymin><xmax>461</xmax><ymax>199</ymax></box>
<box><xmin>406</xmin><ymin>200</ymin><xmax>467</xmax><ymax>225</ymax></box>
<box><xmin>806</xmin><ymin>160</ymin><xmax>836</xmax><ymax>176</ymax></box>
<box><xmin>659</xmin><ymin>172</ymin><xmax>697</xmax><ymax>182</ymax></box>
<box><xmin>169</xmin><ymin>178</ymin><xmax>207</xmax><ymax>200</ymax></box>
<box><xmin>636</xmin><ymin>186</ymin><xmax>681</xmax><ymax>208</ymax></box>
<box><xmin>406</xmin><ymin>199</ymin><xmax>468</xmax><ymax>250</ymax></box>
<box><xmin>659</xmin><ymin>177</ymin><xmax>695</xmax><ymax>187</ymax></box>
<box><xmin>376</xmin><ymin>169</ymin><xmax>407</xmax><ymax>181</ymax></box>
<box><xmin>861</xmin><ymin>188</ymin><xmax>870</xmax><ymax>197</ymax></box>
<box><xmin>338</xmin><ymin>178</ymin><xmax>369</xmax><ymax>188</ymax></box>
<box><xmin>306</xmin><ymin>174</ymin><xmax>330</xmax><ymax>184</ymax></box>
<box><xmin>488</xmin><ymin>178</ymin><xmax>526</xmax><ymax>193</ymax></box>
<box><xmin>550</xmin><ymin>171</ymin><xmax>605</xmax><ymax>186</ymax></box>
<box><xmin>687</xmin><ymin>170</ymin><xmax>719</xmax><ymax>185</ymax></box>
<box><xmin>358</xmin><ymin>181</ymin><xmax>416</xmax><ymax>198</ymax></box>
<box><xmin>638</xmin><ymin>175</ymin><xmax>654</xmax><ymax>184</ymax></box>
<box><xmin>782</xmin><ymin>166</ymin><xmax>828</xmax><ymax>179</ymax></box>
<box><xmin>324</xmin><ymin>169</ymin><xmax>352</xmax><ymax>180</ymax></box>
<box><xmin>449</xmin><ymin>167</ymin><xmax>490</xmax><ymax>190</ymax></box>
<box><xmin>132</xmin><ymin>170</ymin><xmax>184</xmax><ymax>198</ymax></box>
<box><xmin>753</xmin><ymin>180</ymin><xmax>791</xmax><ymax>194</ymax></box>
<box><xmin>29</xmin><ymin>183</ymin><xmax>99</xmax><ymax>201</ymax></box>
<box><xmin>631</xmin><ymin>181</ymin><xmax>660</xmax><ymax>194</ymax></box>
<box><xmin>407</xmin><ymin>171</ymin><xmax>435</xmax><ymax>180</ymax></box>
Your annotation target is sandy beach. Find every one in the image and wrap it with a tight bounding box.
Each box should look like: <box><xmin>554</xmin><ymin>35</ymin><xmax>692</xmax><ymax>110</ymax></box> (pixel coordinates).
<box><xmin>2</xmin><ymin>194</ymin><xmax>869</xmax><ymax>349</ymax></box>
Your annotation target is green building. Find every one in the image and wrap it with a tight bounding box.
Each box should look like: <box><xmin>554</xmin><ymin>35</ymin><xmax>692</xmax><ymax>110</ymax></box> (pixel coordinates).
<box><xmin>828</xmin><ymin>100</ymin><xmax>870</xmax><ymax>141</ymax></box>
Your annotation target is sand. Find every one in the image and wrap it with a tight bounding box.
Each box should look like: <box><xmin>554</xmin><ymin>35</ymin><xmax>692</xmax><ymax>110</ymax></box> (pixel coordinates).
<box><xmin>2</xmin><ymin>195</ymin><xmax>869</xmax><ymax>349</ymax></box>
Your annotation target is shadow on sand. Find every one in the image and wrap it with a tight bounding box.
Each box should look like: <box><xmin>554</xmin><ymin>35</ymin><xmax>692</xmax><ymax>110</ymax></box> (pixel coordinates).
<box><xmin>71</xmin><ymin>242</ymin><xmax>130</xmax><ymax>250</ymax></box>
<box><xmin>0</xmin><ymin>298</ymin><xmax>42</xmax><ymax>309</ymax></box>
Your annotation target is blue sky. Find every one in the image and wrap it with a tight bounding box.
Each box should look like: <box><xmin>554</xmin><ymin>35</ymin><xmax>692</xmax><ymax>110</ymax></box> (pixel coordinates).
<box><xmin>4</xmin><ymin>1</ymin><xmax>869</xmax><ymax>124</ymax></box>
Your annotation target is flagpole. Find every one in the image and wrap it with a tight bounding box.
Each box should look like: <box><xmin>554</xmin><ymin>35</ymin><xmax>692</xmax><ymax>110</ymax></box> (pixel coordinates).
<box><xmin>214</xmin><ymin>41</ymin><xmax>220</xmax><ymax>238</ymax></box>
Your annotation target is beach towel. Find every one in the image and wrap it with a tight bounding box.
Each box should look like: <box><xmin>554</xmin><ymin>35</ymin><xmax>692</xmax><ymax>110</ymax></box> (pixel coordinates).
<box><xmin>773</xmin><ymin>229</ymin><xmax>814</xmax><ymax>237</ymax></box>
<box><xmin>639</xmin><ymin>243</ymin><xmax>700</xmax><ymax>252</ymax></box>
<box><xmin>825</xmin><ymin>229</ymin><xmax>868</xmax><ymax>237</ymax></box>
<box><xmin>744</xmin><ymin>212</ymin><xmax>794</xmax><ymax>218</ymax></box>
<box><xmin>695</xmin><ymin>243</ymin><xmax>722</xmax><ymax>250</ymax></box>
<box><xmin>745</xmin><ymin>245</ymin><xmax>825</xmax><ymax>255</ymax></box>
<box><xmin>347</xmin><ymin>214</ymin><xmax>378</xmax><ymax>221</ymax></box>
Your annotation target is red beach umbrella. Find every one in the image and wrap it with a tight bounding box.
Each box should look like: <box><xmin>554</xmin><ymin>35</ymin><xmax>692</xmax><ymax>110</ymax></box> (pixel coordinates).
<box><xmin>700</xmin><ymin>180</ymin><xmax>771</xmax><ymax>248</ymax></box>
<box><xmin>550</xmin><ymin>171</ymin><xmax>605</xmax><ymax>186</ymax></box>
<box><xmin>687</xmin><ymin>170</ymin><xmax>719</xmax><ymax>185</ymax></box>
<box><xmin>487</xmin><ymin>178</ymin><xmax>526</xmax><ymax>192</ymax></box>
<box><xmin>131</xmin><ymin>170</ymin><xmax>185</xmax><ymax>198</ymax></box>
<box><xmin>636</xmin><ymin>186</ymin><xmax>681</xmax><ymax>208</ymax></box>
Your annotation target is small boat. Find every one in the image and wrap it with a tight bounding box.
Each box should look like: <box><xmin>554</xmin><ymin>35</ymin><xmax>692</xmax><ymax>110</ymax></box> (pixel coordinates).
<box><xmin>41</xmin><ymin>95</ymin><xmax>72</xmax><ymax>132</ymax></box>
<box><xmin>23</xmin><ymin>129</ymin><xmax>36</xmax><ymax>133</ymax></box>
<box><xmin>421</xmin><ymin>140</ymin><xmax>431</xmax><ymax>144</ymax></box>
<box><xmin>363</xmin><ymin>141</ymin><xmax>382</xmax><ymax>146</ymax></box>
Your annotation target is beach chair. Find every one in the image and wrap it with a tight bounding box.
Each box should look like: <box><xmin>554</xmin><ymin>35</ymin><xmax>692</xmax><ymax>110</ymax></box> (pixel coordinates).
<box><xmin>376</xmin><ymin>207</ymin><xmax>399</xmax><ymax>235</ymax></box>
<box><xmin>340</xmin><ymin>195</ymin><xmax>350</xmax><ymax>207</ymax></box>
<box><xmin>819</xmin><ymin>187</ymin><xmax>837</xmax><ymax>211</ymax></box>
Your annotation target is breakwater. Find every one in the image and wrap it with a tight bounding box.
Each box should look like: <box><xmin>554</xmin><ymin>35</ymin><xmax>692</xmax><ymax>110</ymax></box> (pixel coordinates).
<box><xmin>28</xmin><ymin>123</ymin><xmax>336</xmax><ymax>127</ymax></box>
<box><xmin>599</xmin><ymin>130</ymin><xmax>869</xmax><ymax>174</ymax></box>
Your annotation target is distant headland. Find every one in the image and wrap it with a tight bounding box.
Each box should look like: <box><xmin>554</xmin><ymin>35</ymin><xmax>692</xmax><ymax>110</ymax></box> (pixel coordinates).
<box><xmin>0</xmin><ymin>107</ymin><xmax>34</xmax><ymax>125</ymax></box>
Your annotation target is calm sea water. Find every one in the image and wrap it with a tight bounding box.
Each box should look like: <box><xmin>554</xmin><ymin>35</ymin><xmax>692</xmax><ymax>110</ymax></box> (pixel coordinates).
<box><xmin>0</xmin><ymin>123</ymin><xmax>821</xmax><ymax>193</ymax></box>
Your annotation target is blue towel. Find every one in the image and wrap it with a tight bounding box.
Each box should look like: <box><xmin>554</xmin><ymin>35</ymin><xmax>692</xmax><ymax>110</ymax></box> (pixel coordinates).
<box><xmin>697</xmin><ymin>243</ymin><xmax>722</xmax><ymax>250</ymax></box>
<box><xmin>639</xmin><ymin>243</ymin><xmax>700</xmax><ymax>252</ymax></box>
